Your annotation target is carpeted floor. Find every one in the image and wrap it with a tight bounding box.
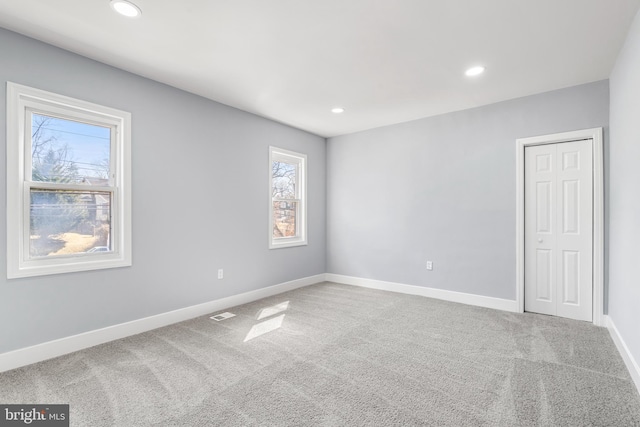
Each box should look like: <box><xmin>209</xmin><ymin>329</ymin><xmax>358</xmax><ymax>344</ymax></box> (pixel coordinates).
<box><xmin>1</xmin><ymin>282</ymin><xmax>639</xmax><ymax>426</ymax></box>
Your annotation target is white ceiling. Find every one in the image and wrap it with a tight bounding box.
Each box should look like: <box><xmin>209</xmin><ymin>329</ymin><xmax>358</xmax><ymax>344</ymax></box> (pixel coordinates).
<box><xmin>0</xmin><ymin>0</ymin><xmax>638</xmax><ymax>137</ymax></box>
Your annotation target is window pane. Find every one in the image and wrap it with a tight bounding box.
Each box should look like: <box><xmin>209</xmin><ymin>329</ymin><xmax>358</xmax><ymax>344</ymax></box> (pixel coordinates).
<box><xmin>272</xmin><ymin>161</ymin><xmax>297</xmax><ymax>199</ymax></box>
<box><xmin>272</xmin><ymin>201</ymin><xmax>297</xmax><ymax>238</ymax></box>
<box><xmin>31</xmin><ymin>113</ymin><xmax>111</xmax><ymax>184</ymax></box>
<box><xmin>30</xmin><ymin>189</ymin><xmax>111</xmax><ymax>257</ymax></box>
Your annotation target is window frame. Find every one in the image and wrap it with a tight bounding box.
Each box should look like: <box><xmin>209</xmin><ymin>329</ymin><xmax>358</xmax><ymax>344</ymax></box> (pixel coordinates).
<box><xmin>6</xmin><ymin>82</ymin><xmax>132</xmax><ymax>278</ymax></box>
<box><xmin>269</xmin><ymin>146</ymin><xmax>307</xmax><ymax>249</ymax></box>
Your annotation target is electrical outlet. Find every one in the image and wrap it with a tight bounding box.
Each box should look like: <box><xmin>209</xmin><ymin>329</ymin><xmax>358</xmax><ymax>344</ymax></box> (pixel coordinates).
<box><xmin>426</xmin><ymin>261</ymin><xmax>433</xmax><ymax>271</ymax></box>
<box><xmin>217</xmin><ymin>269</ymin><xmax>224</xmax><ymax>279</ymax></box>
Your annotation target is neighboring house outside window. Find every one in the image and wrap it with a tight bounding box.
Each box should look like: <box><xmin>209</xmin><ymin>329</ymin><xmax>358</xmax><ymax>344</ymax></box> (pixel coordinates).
<box><xmin>269</xmin><ymin>147</ymin><xmax>307</xmax><ymax>249</ymax></box>
<box><xmin>6</xmin><ymin>82</ymin><xmax>132</xmax><ymax>278</ymax></box>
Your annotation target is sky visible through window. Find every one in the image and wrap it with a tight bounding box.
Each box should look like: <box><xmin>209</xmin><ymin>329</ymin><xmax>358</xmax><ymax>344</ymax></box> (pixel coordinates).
<box><xmin>31</xmin><ymin>113</ymin><xmax>110</xmax><ymax>183</ymax></box>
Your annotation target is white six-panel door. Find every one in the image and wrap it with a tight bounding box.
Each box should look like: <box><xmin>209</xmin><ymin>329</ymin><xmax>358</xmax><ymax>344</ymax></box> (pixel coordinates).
<box><xmin>524</xmin><ymin>140</ymin><xmax>593</xmax><ymax>322</ymax></box>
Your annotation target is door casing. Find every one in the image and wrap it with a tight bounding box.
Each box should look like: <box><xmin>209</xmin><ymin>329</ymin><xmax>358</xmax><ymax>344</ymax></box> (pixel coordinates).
<box><xmin>516</xmin><ymin>128</ymin><xmax>604</xmax><ymax>326</ymax></box>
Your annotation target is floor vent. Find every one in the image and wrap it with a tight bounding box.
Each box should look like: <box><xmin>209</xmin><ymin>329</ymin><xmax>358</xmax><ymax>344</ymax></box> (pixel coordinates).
<box><xmin>210</xmin><ymin>312</ymin><xmax>236</xmax><ymax>321</ymax></box>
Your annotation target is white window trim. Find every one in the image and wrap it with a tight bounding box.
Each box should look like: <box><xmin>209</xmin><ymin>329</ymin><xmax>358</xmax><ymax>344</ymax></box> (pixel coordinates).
<box><xmin>269</xmin><ymin>146</ymin><xmax>307</xmax><ymax>249</ymax></box>
<box><xmin>6</xmin><ymin>82</ymin><xmax>132</xmax><ymax>278</ymax></box>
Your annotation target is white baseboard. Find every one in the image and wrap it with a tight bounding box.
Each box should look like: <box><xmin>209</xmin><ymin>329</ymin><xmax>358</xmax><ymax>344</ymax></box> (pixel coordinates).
<box><xmin>0</xmin><ymin>274</ymin><xmax>325</xmax><ymax>373</ymax></box>
<box><xmin>605</xmin><ymin>315</ymin><xmax>640</xmax><ymax>395</ymax></box>
<box><xmin>326</xmin><ymin>273</ymin><xmax>518</xmax><ymax>313</ymax></box>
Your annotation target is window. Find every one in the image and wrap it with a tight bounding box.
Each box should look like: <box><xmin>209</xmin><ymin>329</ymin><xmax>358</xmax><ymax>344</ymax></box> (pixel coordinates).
<box><xmin>269</xmin><ymin>147</ymin><xmax>307</xmax><ymax>248</ymax></box>
<box><xmin>6</xmin><ymin>82</ymin><xmax>132</xmax><ymax>278</ymax></box>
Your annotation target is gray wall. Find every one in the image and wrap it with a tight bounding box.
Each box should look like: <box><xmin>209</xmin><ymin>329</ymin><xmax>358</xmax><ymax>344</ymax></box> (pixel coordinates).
<box><xmin>609</xmin><ymin>9</ymin><xmax>640</xmax><ymax>369</ymax></box>
<box><xmin>327</xmin><ymin>81</ymin><xmax>609</xmax><ymax>300</ymax></box>
<box><xmin>0</xmin><ymin>28</ymin><xmax>326</xmax><ymax>354</ymax></box>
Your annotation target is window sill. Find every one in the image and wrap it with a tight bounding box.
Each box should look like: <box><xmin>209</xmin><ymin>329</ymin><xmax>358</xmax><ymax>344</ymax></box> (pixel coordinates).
<box><xmin>8</xmin><ymin>254</ymin><xmax>131</xmax><ymax>279</ymax></box>
<box><xmin>269</xmin><ymin>238</ymin><xmax>308</xmax><ymax>249</ymax></box>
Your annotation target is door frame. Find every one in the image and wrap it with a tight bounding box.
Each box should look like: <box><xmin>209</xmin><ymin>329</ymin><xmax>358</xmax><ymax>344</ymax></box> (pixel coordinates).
<box><xmin>516</xmin><ymin>128</ymin><xmax>604</xmax><ymax>326</ymax></box>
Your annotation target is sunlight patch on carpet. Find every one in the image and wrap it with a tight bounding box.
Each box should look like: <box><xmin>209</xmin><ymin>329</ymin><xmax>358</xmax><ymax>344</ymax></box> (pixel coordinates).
<box><xmin>244</xmin><ymin>314</ymin><xmax>285</xmax><ymax>342</ymax></box>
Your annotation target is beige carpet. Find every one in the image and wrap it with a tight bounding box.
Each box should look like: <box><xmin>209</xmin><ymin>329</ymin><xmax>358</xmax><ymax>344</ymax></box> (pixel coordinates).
<box><xmin>1</xmin><ymin>282</ymin><xmax>639</xmax><ymax>426</ymax></box>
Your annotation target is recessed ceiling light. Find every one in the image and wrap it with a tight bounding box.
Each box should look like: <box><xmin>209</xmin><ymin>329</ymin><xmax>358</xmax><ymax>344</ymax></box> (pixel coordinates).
<box><xmin>110</xmin><ymin>0</ymin><xmax>142</xmax><ymax>18</ymax></box>
<box><xmin>465</xmin><ymin>66</ymin><xmax>485</xmax><ymax>77</ymax></box>
<box><xmin>331</xmin><ymin>107</ymin><xmax>345</xmax><ymax>114</ymax></box>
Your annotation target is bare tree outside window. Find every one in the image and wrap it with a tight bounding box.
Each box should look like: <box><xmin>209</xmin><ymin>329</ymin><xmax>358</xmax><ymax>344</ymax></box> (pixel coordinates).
<box><xmin>272</xmin><ymin>161</ymin><xmax>297</xmax><ymax>238</ymax></box>
<box><xmin>29</xmin><ymin>113</ymin><xmax>112</xmax><ymax>257</ymax></box>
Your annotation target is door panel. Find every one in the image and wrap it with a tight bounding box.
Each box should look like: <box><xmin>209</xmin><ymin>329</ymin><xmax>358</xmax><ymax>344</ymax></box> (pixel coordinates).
<box><xmin>536</xmin><ymin>182</ymin><xmax>552</xmax><ymax>233</ymax></box>
<box><xmin>525</xmin><ymin>144</ymin><xmax>556</xmax><ymax>316</ymax></box>
<box><xmin>536</xmin><ymin>249</ymin><xmax>552</xmax><ymax>301</ymax></box>
<box><xmin>562</xmin><ymin>180</ymin><xmax>579</xmax><ymax>234</ymax></box>
<box><xmin>537</xmin><ymin>153</ymin><xmax>552</xmax><ymax>172</ymax></box>
<box><xmin>562</xmin><ymin>151</ymin><xmax>580</xmax><ymax>170</ymax></box>
<box><xmin>555</xmin><ymin>141</ymin><xmax>592</xmax><ymax>321</ymax></box>
<box><xmin>525</xmin><ymin>140</ymin><xmax>592</xmax><ymax>321</ymax></box>
<box><xmin>562</xmin><ymin>250</ymin><xmax>580</xmax><ymax>304</ymax></box>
